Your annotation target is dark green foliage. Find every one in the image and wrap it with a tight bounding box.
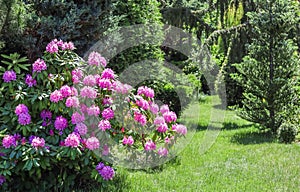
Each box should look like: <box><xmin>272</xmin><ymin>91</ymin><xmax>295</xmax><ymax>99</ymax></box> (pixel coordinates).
<box><xmin>108</xmin><ymin>0</ymin><xmax>164</xmax><ymax>73</ymax></box>
<box><xmin>232</xmin><ymin>0</ymin><xmax>300</xmax><ymax>133</ymax></box>
<box><xmin>13</xmin><ymin>0</ymin><xmax>112</xmax><ymax>61</ymax></box>
<box><xmin>0</xmin><ymin>0</ymin><xmax>30</xmax><ymax>54</ymax></box>
<box><xmin>277</xmin><ymin>122</ymin><xmax>298</xmax><ymax>144</ymax></box>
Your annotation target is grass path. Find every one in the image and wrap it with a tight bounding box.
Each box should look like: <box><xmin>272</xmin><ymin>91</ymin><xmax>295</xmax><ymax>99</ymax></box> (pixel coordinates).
<box><xmin>93</xmin><ymin>96</ymin><xmax>300</xmax><ymax>192</ymax></box>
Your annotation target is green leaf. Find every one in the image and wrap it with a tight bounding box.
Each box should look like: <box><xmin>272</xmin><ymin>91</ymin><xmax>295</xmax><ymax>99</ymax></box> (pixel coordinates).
<box><xmin>9</xmin><ymin>151</ymin><xmax>16</xmax><ymax>159</ymax></box>
<box><xmin>1</xmin><ymin>61</ymin><xmax>11</xmax><ymax>66</ymax></box>
<box><xmin>14</xmin><ymin>66</ymin><xmax>21</xmax><ymax>74</ymax></box>
<box><xmin>19</xmin><ymin>65</ymin><xmax>29</xmax><ymax>71</ymax></box>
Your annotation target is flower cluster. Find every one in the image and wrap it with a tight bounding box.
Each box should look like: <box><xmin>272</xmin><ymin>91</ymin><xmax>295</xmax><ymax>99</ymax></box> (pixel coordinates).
<box><xmin>88</xmin><ymin>51</ymin><xmax>107</xmax><ymax>67</ymax></box>
<box><xmin>25</xmin><ymin>74</ymin><xmax>37</xmax><ymax>87</ymax></box>
<box><xmin>32</xmin><ymin>58</ymin><xmax>47</xmax><ymax>73</ymax></box>
<box><xmin>46</xmin><ymin>39</ymin><xmax>75</xmax><ymax>54</ymax></box>
<box><xmin>122</xmin><ymin>136</ymin><xmax>134</xmax><ymax>146</ymax></box>
<box><xmin>15</xmin><ymin>104</ymin><xmax>31</xmax><ymax>125</ymax></box>
<box><xmin>2</xmin><ymin>135</ymin><xmax>17</xmax><ymax>148</ymax></box>
<box><xmin>64</xmin><ymin>133</ymin><xmax>80</xmax><ymax>148</ymax></box>
<box><xmin>54</xmin><ymin>116</ymin><xmax>68</xmax><ymax>131</ymax></box>
<box><xmin>2</xmin><ymin>70</ymin><xmax>16</xmax><ymax>82</ymax></box>
<box><xmin>96</xmin><ymin>162</ymin><xmax>115</xmax><ymax>180</ymax></box>
<box><xmin>31</xmin><ymin>136</ymin><xmax>45</xmax><ymax>148</ymax></box>
<box><xmin>137</xmin><ymin>86</ymin><xmax>154</xmax><ymax>98</ymax></box>
<box><xmin>85</xmin><ymin>137</ymin><xmax>100</xmax><ymax>150</ymax></box>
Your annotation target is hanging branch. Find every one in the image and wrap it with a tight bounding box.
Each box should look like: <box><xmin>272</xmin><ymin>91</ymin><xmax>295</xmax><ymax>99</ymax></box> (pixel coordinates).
<box><xmin>204</xmin><ymin>22</ymin><xmax>248</xmax><ymax>45</ymax></box>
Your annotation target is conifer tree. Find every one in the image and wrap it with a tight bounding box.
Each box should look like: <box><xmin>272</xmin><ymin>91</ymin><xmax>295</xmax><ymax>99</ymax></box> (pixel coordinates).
<box><xmin>232</xmin><ymin>0</ymin><xmax>300</xmax><ymax>133</ymax></box>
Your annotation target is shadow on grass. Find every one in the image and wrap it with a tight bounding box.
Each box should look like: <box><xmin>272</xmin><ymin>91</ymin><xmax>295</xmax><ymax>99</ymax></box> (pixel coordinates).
<box><xmin>222</xmin><ymin>122</ymin><xmax>256</xmax><ymax>130</ymax></box>
<box><xmin>231</xmin><ymin>130</ymin><xmax>275</xmax><ymax>145</ymax></box>
<box><xmin>127</xmin><ymin>155</ymin><xmax>182</xmax><ymax>174</ymax></box>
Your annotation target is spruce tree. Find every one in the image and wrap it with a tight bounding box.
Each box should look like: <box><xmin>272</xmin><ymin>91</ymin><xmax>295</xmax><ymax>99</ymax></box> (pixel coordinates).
<box><xmin>232</xmin><ymin>0</ymin><xmax>300</xmax><ymax>134</ymax></box>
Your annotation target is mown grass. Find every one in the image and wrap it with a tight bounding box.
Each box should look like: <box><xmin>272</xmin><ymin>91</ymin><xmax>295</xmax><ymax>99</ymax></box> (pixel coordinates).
<box><xmin>89</xmin><ymin>96</ymin><xmax>300</xmax><ymax>192</ymax></box>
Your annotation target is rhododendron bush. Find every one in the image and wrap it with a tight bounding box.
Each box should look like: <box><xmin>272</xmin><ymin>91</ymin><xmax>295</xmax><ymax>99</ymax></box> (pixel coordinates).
<box><xmin>0</xmin><ymin>40</ymin><xmax>187</xmax><ymax>191</ymax></box>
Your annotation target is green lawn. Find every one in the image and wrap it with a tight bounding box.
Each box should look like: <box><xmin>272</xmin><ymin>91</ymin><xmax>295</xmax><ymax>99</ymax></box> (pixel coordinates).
<box><xmin>91</xmin><ymin>96</ymin><xmax>300</xmax><ymax>192</ymax></box>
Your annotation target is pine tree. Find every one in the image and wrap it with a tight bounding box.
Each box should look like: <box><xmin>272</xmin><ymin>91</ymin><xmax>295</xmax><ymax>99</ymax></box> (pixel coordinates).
<box><xmin>232</xmin><ymin>0</ymin><xmax>300</xmax><ymax>134</ymax></box>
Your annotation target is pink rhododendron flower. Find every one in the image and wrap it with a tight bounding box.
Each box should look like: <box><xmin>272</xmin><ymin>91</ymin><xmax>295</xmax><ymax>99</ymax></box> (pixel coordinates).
<box><xmin>2</xmin><ymin>135</ymin><xmax>16</xmax><ymax>148</ymax></box>
<box><xmin>88</xmin><ymin>51</ymin><xmax>107</xmax><ymax>67</ymax></box>
<box><xmin>165</xmin><ymin>136</ymin><xmax>174</xmax><ymax>144</ymax></box>
<box><xmin>101</xmin><ymin>108</ymin><xmax>114</xmax><ymax>120</ymax></box>
<box><xmin>55</xmin><ymin>39</ymin><xmax>64</xmax><ymax>47</ymax></box>
<box><xmin>172</xmin><ymin>124</ymin><xmax>187</xmax><ymax>135</ymax></box>
<box><xmin>74</xmin><ymin>123</ymin><xmax>88</xmax><ymax>135</ymax></box>
<box><xmin>32</xmin><ymin>58</ymin><xmax>47</xmax><ymax>73</ymax></box>
<box><xmin>157</xmin><ymin>147</ymin><xmax>168</xmax><ymax>157</ymax></box>
<box><xmin>86</xmin><ymin>137</ymin><xmax>100</xmax><ymax>150</ymax></box>
<box><xmin>70</xmin><ymin>87</ymin><xmax>78</xmax><ymax>96</ymax></box>
<box><xmin>50</xmin><ymin>90</ymin><xmax>63</xmax><ymax>103</ymax></box>
<box><xmin>18</xmin><ymin>113</ymin><xmax>31</xmax><ymax>125</ymax></box>
<box><xmin>144</xmin><ymin>140</ymin><xmax>156</xmax><ymax>151</ymax></box>
<box><xmin>112</xmin><ymin>81</ymin><xmax>132</xmax><ymax>94</ymax></box>
<box><xmin>133</xmin><ymin>111</ymin><xmax>147</xmax><ymax>126</ymax></box>
<box><xmin>72</xmin><ymin>68</ymin><xmax>84</xmax><ymax>79</ymax></box>
<box><xmin>150</xmin><ymin>103</ymin><xmax>159</xmax><ymax>114</ymax></box>
<box><xmin>98</xmin><ymin>120</ymin><xmax>111</xmax><ymax>131</ymax></box>
<box><xmin>60</xmin><ymin>85</ymin><xmax>72</xmax><ymax>98</ymax></box>
<box><xmin>94</xmin><ymin>74</ymin><xmax>101</xmax><ymax>82</ymax></box>
<box><xmin>66</xmin><ymin>96</ymin><xmax>80</xmax><ymax>108</ymax></box>
<box><xmin>137</xmin><ymin>86</ymin><xmax>154</xmax><ymax>98</ymax></box>
<box><xmin>97</xmin><ymin>78</ymin><xmax>112</xmax><ymax>89</ymax></box>
<box><xmin>61</xmin><ymin>42</ymin><xmax>75</xmax><ymax>50</ymax></box>
<box><xmin>122</xmin><ymin>136</ymin><xmax>134</xmax><ymax>146</ymax></box>
<box><xmin>160</xmin><ymin>104</ymin><xmax>169</xmax><ymax>114</ymax></box>
<box><xmin>87</xmin><ymin>105</ymin><xmax>100</xmax><ymax>116</ymax></box>
<box><xmin>102</xmin><ymin>97</ymin><xmax>113</xmax><ymax>105</ymax></box>
<box><xmin>163</xmin><ymin>111</ymin><xmax>177</xmax><ymax>123</ymax></box>
<box><xmin>136</xmin><ymin>97</ymin><xmax>150</xmax><ymax>110</ymax></box>
<box><xmin>80</xmin><ymin>86</ymin><xmax>98</xmax><ymax>99</ymax></box>
<box><xmin>54</xmin><ymin>116</ymin><xmax>68</xmax><ymax>131</ymax></box>
<box><xmin>31</xmin><ymin>137</ymin><xmax>45</xmax><ymax>148</ymax></box>
<box><xmin>154</xmin><ymin>116</ymin><xmax>165</xmax><ymax>125</ymax></box>
<box><xmin>83</xmin><ymin>75</ymin><xmax>96</xmax><ymax>86</ymax></box>
<box><xmin>64</xmin><ymin>133</ymin><xmax>80</xmax><ymax>148</ymax></box>
<box><xmin>71</xmin><ymin>112</ymin><xmax>85</xmax><ymax>124</ymax></box>
<box><xmin>46</xmin><ymin>40</ymin><xmax>59</xmax><ymax>53</ymax></box>
<box><xmin>25</xmin><ymin>74</ymin><xmax>37</xmax><ymax>87</ymax></box>
<box><xmin>2</xmin><ymin>70</ymin><xmax>16</xmax><ymax>82</ymax></box>
<box><xmin>101</xmin><ymin>68</ymin><xmax>115</xmax><ymax>79</ymax></box>
<box><xmin>157</xmin><ymin>123</ymin><xmax>168</xmax><ymax>133</ymax></box>
<box><xmin>15</xmin><ymin>104</ymin><xmax>29</xmax><ymax>115</ymax></box>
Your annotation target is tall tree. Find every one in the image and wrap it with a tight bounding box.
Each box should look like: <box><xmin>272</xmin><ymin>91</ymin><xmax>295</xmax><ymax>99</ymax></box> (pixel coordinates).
<box><xmin>232</xmin><ymin>0</ymin><xmax>300</xmax><ymax>133</ymax></box>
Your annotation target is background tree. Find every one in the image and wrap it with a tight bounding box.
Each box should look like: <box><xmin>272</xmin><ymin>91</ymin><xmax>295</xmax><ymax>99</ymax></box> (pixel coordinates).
<box><xmin>232</xmin><ymin>0</ymin><xmax>300</xmax><ymax>134</ymax></box>
<box><xmin>0</xmin><ymin>0</ymin><xmax>30</xmax><ymax>54</ymax></box>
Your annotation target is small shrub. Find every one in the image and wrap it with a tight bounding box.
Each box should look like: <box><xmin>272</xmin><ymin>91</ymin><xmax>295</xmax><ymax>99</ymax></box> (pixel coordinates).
<box><xmin>277</xmin><ymin>122</ymin><xmax>298</xmax><ymax>144</ymax></box>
